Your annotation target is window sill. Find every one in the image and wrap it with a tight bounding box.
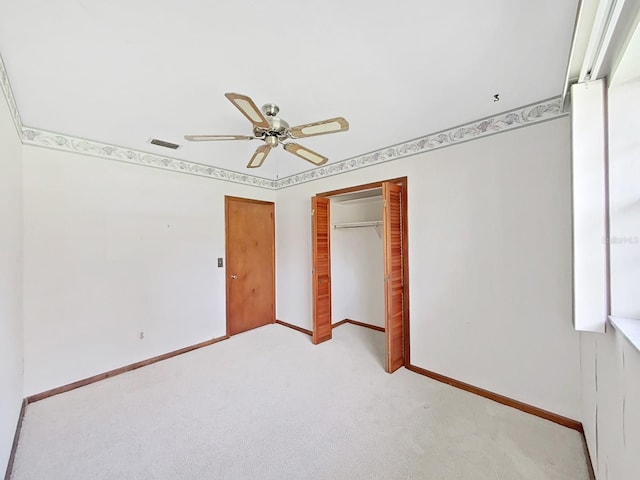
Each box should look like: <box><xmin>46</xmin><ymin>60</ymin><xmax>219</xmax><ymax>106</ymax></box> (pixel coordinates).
<box><xmin>609</xmin><ymin>316</ymin><xmax>640</xmax><ymax>352</ymax></box>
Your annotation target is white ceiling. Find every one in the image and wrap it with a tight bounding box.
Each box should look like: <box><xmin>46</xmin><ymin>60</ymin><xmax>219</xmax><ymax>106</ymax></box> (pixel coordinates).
<box><xmin>0</xmin><ymin>0</ymin><xmax>579</xmax><ymax>180</ymax></box>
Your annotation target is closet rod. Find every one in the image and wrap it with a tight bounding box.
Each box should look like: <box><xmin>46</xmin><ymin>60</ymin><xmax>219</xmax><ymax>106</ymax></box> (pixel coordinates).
<box><xmin>333</xmin><ymin>221</ymin><xmax>383</xmax><ymax>229</ymax></box>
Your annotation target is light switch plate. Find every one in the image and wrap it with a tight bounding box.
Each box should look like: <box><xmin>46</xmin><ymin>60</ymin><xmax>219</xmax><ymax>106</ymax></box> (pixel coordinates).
<box><xmin>217</xmin><ymin>257</ymin><xmax>224</xmax><ymax>268</ymax></box>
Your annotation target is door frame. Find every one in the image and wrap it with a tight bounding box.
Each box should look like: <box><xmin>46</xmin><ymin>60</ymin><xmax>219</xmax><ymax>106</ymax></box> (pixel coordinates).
<box><xmin>315</xmin><ymin>176</ymin><xmax>411</xmax><ymax>367</ymax></box>
<box><xmin>224</xmin><ymin>195</ymin><xmax>276</xmax><ymax>337</ymax></box>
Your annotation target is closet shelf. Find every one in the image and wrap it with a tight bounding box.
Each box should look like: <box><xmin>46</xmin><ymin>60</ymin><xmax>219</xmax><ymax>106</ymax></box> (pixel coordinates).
<box><xmin>333</xmin><ymin>221</ymin><xmax>383</xmax><ymax>229</ymax></box>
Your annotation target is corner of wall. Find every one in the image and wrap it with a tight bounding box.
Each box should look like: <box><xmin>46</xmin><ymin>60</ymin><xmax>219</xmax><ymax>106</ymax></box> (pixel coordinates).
<box><xmin>0</xmin><ymin>65</ymin><xmax>25</xmax><ymax>476</ymax></box>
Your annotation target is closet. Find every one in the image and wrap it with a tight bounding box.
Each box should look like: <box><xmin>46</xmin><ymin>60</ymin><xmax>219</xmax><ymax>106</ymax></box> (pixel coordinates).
<box><xmin>311</xmin><ymin>178</ymin><xmax>408</xmax><ymax>373</ymax></box>
<box><xmin>331</xmin><ymin>189</ymin><xmax>385</xmax><ymax>331</ymax></box>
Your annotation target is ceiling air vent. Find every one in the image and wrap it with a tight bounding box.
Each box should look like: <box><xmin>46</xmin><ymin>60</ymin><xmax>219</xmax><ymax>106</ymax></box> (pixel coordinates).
<box><xmin>148</xmin><ymin>138</ymin><xmax>181</xmax><ymax>150</ymax></box>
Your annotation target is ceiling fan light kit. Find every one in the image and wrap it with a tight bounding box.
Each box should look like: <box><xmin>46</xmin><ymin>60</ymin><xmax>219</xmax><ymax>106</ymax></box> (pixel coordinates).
<box><xmin>185</xmin><ymin>92</ymin><xmax>348</xmax><ymax>169</ymax></box>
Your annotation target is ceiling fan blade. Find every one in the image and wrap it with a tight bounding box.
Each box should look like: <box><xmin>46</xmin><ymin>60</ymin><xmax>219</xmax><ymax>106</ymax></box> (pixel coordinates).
<box><xmin>184</xmin><ymin>134</ymin><xmax>255</xmax><ymax>141</ymax></box>
<box><xmin>288</xmin><ymin>117</ymin><xmax>349</xmax><ymax>138</ymax></box>
<box><xmin>247</xmin><ymin>144</ymin><xmax>272</xmax><ymax>169</ymax></box>
<box><xmin>283</xmin><ymin>143</ymin><xmax>328</xmax><ymax>166</ymax></box>
<box><xmin>224</xmin><ymin>92</ymin><xmax>270</xmax><ymax>130</ymax></box>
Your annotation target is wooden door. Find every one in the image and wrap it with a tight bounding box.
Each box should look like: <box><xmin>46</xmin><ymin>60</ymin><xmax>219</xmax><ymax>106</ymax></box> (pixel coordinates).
<box><xmin>225</xmin><ymin>196</ymin><xmax>275</xmax><ymax>336</ymax></box>
<box><xmin>312</xmin><ymin>196</ymin><xmax>332</xmax><ymax>344</ymax></box>
<box><xmin>383</xmin><ymin>182</ymin><xmax>404</xmax><ymax>372</ymax></box>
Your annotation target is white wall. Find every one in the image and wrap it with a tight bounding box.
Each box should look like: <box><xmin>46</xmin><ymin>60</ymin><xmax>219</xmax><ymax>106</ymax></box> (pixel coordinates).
<box><xmin>580</xmin><ymin>79</ymin><xmax>640</xmax><ymax>479</ymax></box>
<box><xmin>22</xmin><ymin>147</ymin><xmax>275</xmax><ymax>396</ymax></box>
<box><xmin>580</xmin><ymin>330</ymin><xmax>640</xmax><ymax>479</ymax></box>
<box><xmin>0</xmin><ymin>92</ymin><xmax>24</xmax><ymax>471</ymax></box>
<box><xmin>331</xmin><ymin>198</ymin><xmax>384</xmax><ymax>327</ymax></box>
<box><xmin>276</xmin><ymin>118</ymin><xmax>581</xmax><ymax>419</ymax></box>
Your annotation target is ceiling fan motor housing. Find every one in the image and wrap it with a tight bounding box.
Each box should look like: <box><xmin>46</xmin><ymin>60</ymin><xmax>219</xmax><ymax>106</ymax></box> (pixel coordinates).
<box><xmin>254</xmin><ymin>104</ymin><xmax>290</xmax><ymax>139</ymax></box>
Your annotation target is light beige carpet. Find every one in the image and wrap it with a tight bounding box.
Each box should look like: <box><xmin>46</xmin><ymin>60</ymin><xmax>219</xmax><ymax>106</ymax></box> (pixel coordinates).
<box><xmin>11</xmin><ymin>323</ymin><xmax>590</xmax><ymax>479</ymax></box>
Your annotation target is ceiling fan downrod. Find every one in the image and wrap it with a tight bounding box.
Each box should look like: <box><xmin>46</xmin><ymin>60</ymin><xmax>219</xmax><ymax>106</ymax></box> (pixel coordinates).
<box><xmin>261</xmin><ymin>103</ymin><xmax>279</xmax><ymax>117</ymax></box>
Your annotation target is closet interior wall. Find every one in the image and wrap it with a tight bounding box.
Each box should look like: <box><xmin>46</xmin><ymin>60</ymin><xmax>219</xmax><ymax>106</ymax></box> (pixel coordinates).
<box><xmin>330</xmin><ymin>194</ymin><xmax>384</xmax><ymax>329</ymax></box>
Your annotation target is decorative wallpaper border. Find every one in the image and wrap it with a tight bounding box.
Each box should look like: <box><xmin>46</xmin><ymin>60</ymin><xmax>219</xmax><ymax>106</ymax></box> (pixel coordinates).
<box><xmin>0</xmin><ymin>52</ymin><xmax>23</xmax><ymax>135</ymax></box>
<box><xmin>21</xmin><ymin>128</ymin><xmax>278</xmax><ymax>189</ymax></box>
<box><xmin>0</xmin><ymin>51</ymin><xmax>276</xmax><ymax>189</ymax></box>
<box><xmin>275</xmin><ymin>97</ymin><xmax>567</xmax><ymax>189</ymax></box>
<box><xmin>2</xmin><ymin>50</ymin><xmax>566</xmax><ymax>190</ymax></box>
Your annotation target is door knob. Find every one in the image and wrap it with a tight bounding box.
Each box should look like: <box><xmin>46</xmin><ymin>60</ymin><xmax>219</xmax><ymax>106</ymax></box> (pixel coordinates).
<box><xmin>231</xmin><ymin>274</ymin><xmax>237</xmax><ymax>279</ymax></box>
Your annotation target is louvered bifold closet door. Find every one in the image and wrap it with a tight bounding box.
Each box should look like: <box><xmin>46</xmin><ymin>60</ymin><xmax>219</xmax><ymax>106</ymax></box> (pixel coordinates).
<box><xmin>383</xmin><ymin>182</ymin><xmax>404</xmax><ymax>372</ymax></box>
<box><xmin>312</xmin><ymin>196</ymin><xmax>332</xmax><ymax>344</ymax></box>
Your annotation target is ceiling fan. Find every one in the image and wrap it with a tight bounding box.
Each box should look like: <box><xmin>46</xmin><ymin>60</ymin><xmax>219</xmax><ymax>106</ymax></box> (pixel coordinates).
<box><xmin>184</xmin><ymin>93</ymin><xmax>349</xmax><ymax>169</ymax></box>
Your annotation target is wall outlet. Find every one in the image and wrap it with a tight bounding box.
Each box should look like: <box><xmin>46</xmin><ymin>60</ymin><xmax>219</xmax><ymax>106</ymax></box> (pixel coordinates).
<box><xmin>139</xmin><ymin>331</ymin><xmax>144</xmax><ymax>340</ymax></box>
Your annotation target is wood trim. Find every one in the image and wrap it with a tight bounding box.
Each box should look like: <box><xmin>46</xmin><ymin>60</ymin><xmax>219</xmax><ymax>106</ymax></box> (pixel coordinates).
<box><xmin>4</xmin><ymin>398</ymin><xmax>27</xmax><ymax>480</ymax></box>
<box><xmin>223</xmin><ymin>195</ymin><xmax>274</xmax><ymax>206</ymax></box>
<box><xmin>26</xmin><ymin>336</ymin><xmax>229</xmax><ymax>404</ymax></box>
<box><xmin>283</xmin><ymin>316</ymin><xmax>386</xmax><ymax>336</ymax></box>
<box><xmin>332</xmin><ymin>319</ymin><xmax>350</xmax><ymax>328</ymax></box>
<box><xmin>276</xmin><ymin>319</ymin><xmax>313</xmax><ymax>336</ymax></box>
<box><xmin>400</xmin><ymin>177</ymin><xmax>410</xmax><ymax>366</ymax></box>
<box><xmin>580</xmin><ymin>429</ymin><xmax>596</xmax><ymax>480</ymax></box>
<box><xmin>270</xmin><ymin>202</ymin><xmax>276</xmax><ymax>326</ymax></box>
<box><xmin>225</xmin><ymin>196</ymin><xmax>231</xmax><ymax>338</ymax></box>
<box><xmin>317</xmin><ymin>181</ymin><xmax>382</xmax><ymax>198</ymax></box>
<box><xmin>349</xmin><ymin>319</ymin><xmax>385</xmax><ymax>333</ymax></box>
<box><xmin>333</xmin><ymin>318</ymin><xmax>385</xmax><ymax>332</ymax></box>
<box><xmin>406</xmin><ymin>364</ymin><xmax>582</xmax><ymax>431</ymax></box>
<box><xmin>225</xmin><ymin>195</ymin><xmax>277</xmax><ymax>338</ymax></box>
<box><xmin>316</xmin><ymin>177</ymin><xmax>406</xmax><ymax>198</ymax></box>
